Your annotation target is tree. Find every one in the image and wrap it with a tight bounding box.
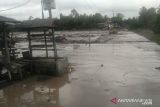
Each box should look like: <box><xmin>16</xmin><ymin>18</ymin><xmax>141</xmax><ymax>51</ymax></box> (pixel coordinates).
<box><xmin>117</xmin><ymin>13</ymin><xmax>124</xmax><ymax>20</ymax></box>
<box><xmin>139</xmin><ymin>7</ymin><xmax>156</xmax><ymax>28</ymax></box>
<box><xmin>153</xmin><ymin>11</ymin><xmax>160</xmax><ymax>33</ymax></box>
<box><xmin>55</xmin><ymin>9</ymin><xmax>108</xmax><ymax>30</ymax></box>
<box><xmin>111</xmin><ymin>13</ymin><xmax>124</xmax><ymax>27</ymax></box>
<box><xmin>125</xmin><ymin>17</ymin><xmax>140</xmax><ymax>29</ymax></box>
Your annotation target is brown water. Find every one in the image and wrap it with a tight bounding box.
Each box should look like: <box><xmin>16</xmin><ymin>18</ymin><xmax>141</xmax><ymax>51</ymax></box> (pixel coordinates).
<box><xmin>1</xmin><ymin>31</ymin><xmax>160</xmax><ymax>107</ymax></box>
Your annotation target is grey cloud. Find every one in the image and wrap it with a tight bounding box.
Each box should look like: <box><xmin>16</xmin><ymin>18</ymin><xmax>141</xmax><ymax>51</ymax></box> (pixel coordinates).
<box><xmin>0</xmin><ymin>0</ymin><xmax>159</xmax><ymax>20</ymax></box>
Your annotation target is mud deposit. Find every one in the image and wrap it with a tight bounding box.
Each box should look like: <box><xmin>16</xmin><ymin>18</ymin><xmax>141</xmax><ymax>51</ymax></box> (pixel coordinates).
<box><xmin>1</xmin><ymin>31</ymin><xmax>160</xmax><ymax>107</ymax></box>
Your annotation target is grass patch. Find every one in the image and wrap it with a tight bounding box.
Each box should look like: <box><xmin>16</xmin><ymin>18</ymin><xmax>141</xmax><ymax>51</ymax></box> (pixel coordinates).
<box><xmin>133</xmin><ymin>29</ymin><xmax>160</xmax><ymax>44</ymax></box>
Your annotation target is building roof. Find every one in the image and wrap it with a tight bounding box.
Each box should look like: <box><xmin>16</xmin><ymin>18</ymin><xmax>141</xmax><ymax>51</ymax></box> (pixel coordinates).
<box><xmin>20</xmin><ymin>19</ymin><xmax>54</xmax><ymax>29</ymax></box>
<box><xmin>0</xmin><ymin>16</ymin><xmax>18</xmax><ymax>23</ymax></box>
<box><xmin>15</xmin><ymin>18</ymin><xmax>54</xmax><ymax>31</ymax></box>
<box><xmin>0</xmin><ymin>16</ymin><xmax>19</xmax><ymax>32</ymax></box>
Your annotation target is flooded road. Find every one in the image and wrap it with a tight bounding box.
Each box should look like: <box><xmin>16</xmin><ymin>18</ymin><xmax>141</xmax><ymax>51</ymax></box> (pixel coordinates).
<box><xmin>1</xmin><ymin>31</ymin><xmax>160</xmax><ymax>107</ymax></box>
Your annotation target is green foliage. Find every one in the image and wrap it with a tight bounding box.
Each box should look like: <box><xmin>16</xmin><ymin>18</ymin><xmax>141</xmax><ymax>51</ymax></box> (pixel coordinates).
<box><xmin>111</xmin><ymin>13</ymin><xmax>124</xmax><ymax>27</ymax></box>
<box><xmin>125</xmin><ymin>17</ymin><xmax>141</xmax><ymax>29</ymax></box>
<box><xmin>126</xmin><ymin>6</ymin><xmax>160</xmax><ymax>33</ymax></box>
<box><xmin>139</xmin><ymin>7</ymin><xmax>156</xmax><ymax>28</ymax></box>
<box><xmin>54</xmin><ymin>9</ymin><xmax>108</xmax><ymax>30</ymax></box>
<box><xmin>153</xmin><ymin>11</ymin><xmax>160</xmax><ymax>33</ymax></box>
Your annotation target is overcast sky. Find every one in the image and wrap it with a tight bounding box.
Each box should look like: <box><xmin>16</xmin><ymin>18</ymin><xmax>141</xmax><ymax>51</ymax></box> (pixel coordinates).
<box><xmin>0</xmin><ymin>0</ymin><xmax>159</xmax><ymax>20</ymax></box>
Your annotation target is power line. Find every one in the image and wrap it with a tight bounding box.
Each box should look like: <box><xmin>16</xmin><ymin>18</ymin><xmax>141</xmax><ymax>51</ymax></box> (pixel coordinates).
<box><xmin>0</xmin><ymin>0</ymin><xmax>31</xmax><ymax>12</ymax></box>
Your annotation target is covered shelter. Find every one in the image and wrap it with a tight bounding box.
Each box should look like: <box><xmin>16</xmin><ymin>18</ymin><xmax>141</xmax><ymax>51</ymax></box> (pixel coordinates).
<box><xmin>17</xmin><ymin>18</ymin><xmax>57</xmax><ymax>58</ymax></box>
<box><xmin>0</xmin><ymin>16</ymin><xmax>21</xmax><ymax>81</ymax></box>
<box><xmin>0</xmin><ymin>16</ymin><xmax>20</xmax><ymax>62</ymax></box>
<box><xmin>16</xmin><ymin>19</ymin><xmax>68</xmax><ymax>76</ymax></box>
<box><xmin>0</xmin><ymin>16</ymin><xmax>68</xmax><ymax>82</ymax></box>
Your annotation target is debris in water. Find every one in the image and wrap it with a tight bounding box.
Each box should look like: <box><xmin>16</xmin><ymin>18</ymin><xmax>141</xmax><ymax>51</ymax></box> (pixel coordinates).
<box><xmin>50</xmin><ymin>88</ymin><xmax>56</xmax><ymax>93</ymax></box>
<box><xmin>71</xmin><ymin>78</ymin><xmax>78</xmax><ymax>81</ymax></box>
<box><xmin>104</xmin><ymin>89</ymin><xmax>110</xmax><ymax>92</ymax></box>
<box><xmin>50</xmin><ymin>100</ymin><xmax>57</xmax><ymax>104</ymax></box>
<box><xmin>101</xmin><ymin>64</ymin><xmax>104</xmax><ymax>67</ymax></box>
<box><xmin>22</xmin><ymin>84</ymin><xmax>27</xmax><ymax>88</ymax></box>
<box><xmin>0</xmin><ymin>90</ymin><xmax>4</xmax><ymax>98</ymax></box>
<box><xmin>47</xmin><ymin>97</ymin><xmax>51</xmax><ymax>102</ymax></box>
<box><xmin>68</xmin><ymin>65</ymin><xmax>73</xmax><ymax>73</ymax></box>
<box><xmin>155</xmin><ymin>67</ymin><xmax>160</xmax><ymax>70</ymax></box>
<box><xmin>35</xmin><ymin>87</ymin><xmax>50</xmax><ymax>94</ymax></box>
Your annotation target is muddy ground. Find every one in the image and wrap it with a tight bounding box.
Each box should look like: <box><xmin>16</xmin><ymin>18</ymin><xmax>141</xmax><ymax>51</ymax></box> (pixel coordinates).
<box><xmin>1</xmin><ymin>30</ymin><xmax>160</xmax><ymax>107</ymax></box>
<box><xmin>55</xmin><ymin>30</ymin><xmax>114</xmax><ymax>43</ymax></box>
<box><xmin>14</xmin><ymin>30</ymin><xmax>115</xmax><ymax>44</ymax></box>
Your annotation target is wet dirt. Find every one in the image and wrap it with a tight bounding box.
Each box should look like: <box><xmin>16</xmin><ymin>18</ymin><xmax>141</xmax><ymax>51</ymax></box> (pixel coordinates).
<box><xmin>1</xmin><ymin>31</ymin><xmax>160</xmax><ymax>107</ymax></box>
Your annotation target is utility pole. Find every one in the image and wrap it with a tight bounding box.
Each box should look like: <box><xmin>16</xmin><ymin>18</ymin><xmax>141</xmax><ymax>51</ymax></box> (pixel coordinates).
<box><xmin>48</xmin><ymin>9</ymin><xmax>52</xmax><ymax>19</ymax></box>
<box><xmin>41</xmin><ymin>0</ymin><xmax>44</xmax><ymax>19</ymax></box>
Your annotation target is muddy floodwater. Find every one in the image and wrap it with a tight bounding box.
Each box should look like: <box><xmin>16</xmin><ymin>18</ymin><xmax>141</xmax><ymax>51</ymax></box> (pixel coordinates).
<box><xmin>1</xmin><ymin>31</ymin><xmax>160</xmax><ymax>107</ymax></box>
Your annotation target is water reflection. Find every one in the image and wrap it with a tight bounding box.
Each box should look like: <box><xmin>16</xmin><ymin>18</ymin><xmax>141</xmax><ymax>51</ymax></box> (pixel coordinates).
<box><xmin>0</xmin><ymin>74</ymin><xmax>69</xmax><ymax>107</ymax></box>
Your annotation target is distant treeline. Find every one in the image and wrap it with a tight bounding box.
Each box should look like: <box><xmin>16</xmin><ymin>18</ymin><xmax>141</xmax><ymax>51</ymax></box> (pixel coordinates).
<box><xmin>53</xmin><ymin>7</ymin><xmax>160</xmax><ymax>33</ymax></box>
<box><xmin>54</xmin><ymin>9</ymin><xmax>107</xmax><ymax>30</ymax></box>
<box><xmin>125</xmin><ymin>7</ymin><xmax>160</xmax><ymax>33</ymax></box>
<box><xmin>54</xmin><ymin>9</ymin><xmax>124</xmax><ymax>30</ymax></box>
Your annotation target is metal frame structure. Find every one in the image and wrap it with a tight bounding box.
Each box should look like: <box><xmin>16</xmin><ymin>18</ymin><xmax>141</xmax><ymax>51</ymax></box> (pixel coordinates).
<box><xmin>0</xmin><ymin>17</ymin><xmax>21</xmax><ymax>80</ymax></box>
<box><xmin>18</xmin><ymin>19</ymin><xmax>57</xmax><ymax>59</ymax></box>
<box><xmin>0</xmin><ymin>17</ymin><xmax>59</xmax><ymax>81</ymax></box>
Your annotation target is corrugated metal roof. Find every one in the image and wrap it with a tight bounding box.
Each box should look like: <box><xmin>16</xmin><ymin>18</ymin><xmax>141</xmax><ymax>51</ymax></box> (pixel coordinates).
<box><xmin>20</xmin><ymin>19</ymin><xmax>54</xmax><ymax>28</ymax></box>
<box><xmin>0</xmin><ymin>16</ymin><xmax>19</xmax><ymax>32</ymax></box>
<box><xmin>0</xmin><ymin>16</ymin><xmax>18</xmax><ymax>23</ymax></box>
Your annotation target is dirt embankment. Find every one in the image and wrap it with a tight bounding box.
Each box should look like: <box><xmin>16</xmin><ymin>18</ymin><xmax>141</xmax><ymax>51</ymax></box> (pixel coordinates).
<box><xmin>13</xmin><ymin>30</ymin><xmax>121</xmax><ymax>44</ymax></box>
<box><xmin>13</xmin><ymin>31</ymin><xmax>112</xmax><ymax>43</ymax></box>
<box><xmin>55</xmin><ymin>30</ymin><xmax>112</xmax><ymax>43</ymax></box>
<box><xmin>133</xmin><ymin>29</ymin><xmax>160</xmax><ymax>44</ymax></box>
